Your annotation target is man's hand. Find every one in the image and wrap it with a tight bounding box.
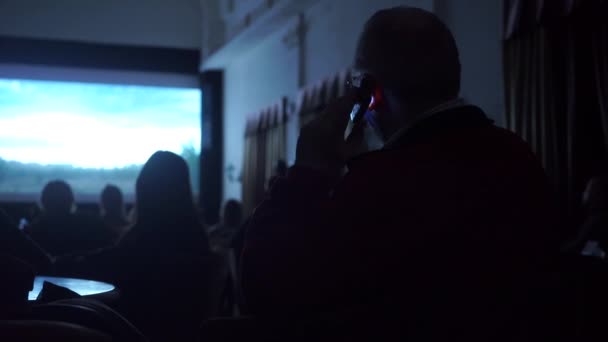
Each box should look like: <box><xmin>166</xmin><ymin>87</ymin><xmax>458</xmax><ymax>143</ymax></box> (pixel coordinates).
<box><xmin>295</xmin><ymin>94</ymin><xmax>367</xmax><ymax>173</ymax></box>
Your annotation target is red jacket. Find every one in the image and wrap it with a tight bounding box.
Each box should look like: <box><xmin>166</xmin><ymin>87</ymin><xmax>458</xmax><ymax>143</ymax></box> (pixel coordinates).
<box><xmin>242</xmin><ymin>106</ymin><xmax>557</xmax><ymax>338</ymax></box>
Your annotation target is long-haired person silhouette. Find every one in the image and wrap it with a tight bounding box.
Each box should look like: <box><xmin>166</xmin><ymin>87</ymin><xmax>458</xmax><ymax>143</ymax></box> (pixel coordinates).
<box><xmin>59</xmin><ymin>151</ymin><xmax>211</xmax><ymax>341</ymax></box>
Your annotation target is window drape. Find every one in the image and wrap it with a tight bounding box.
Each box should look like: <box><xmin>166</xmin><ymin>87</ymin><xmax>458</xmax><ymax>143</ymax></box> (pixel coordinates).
<box><xmin>241</xmin><ymin>69</ymin><xmax>353</xmax><ymax>216</ymax></box>
<box><xmin>264</xmin><ymin>100</ymin><xmax>288</xmax><ymax>186</ymax></box>
<box><xmin>298</xmin><ymin>69</ymin><xmax>351</xmax><ymax>128</ymax></box>
<box><xmin>592</xmin><ymin>16</ymin><xmax>608</xmax><ymax>148</ymax></box>
<box><xmin>503</xmin><ymin>0</ymin><xmax>608</xmax><ymax>229</ymax></box>
<box><xmin>241</xmin><ymin>118</ymin><xmax>260</xmax><ymax>217</ymax></box>
<box><xmin>504</xmin><ymin>26</ymin><xmax>574</xmax><ymax>215</ymax></box>
<box><xmin>241</xmin><ymin>98</ymin><xmax>288</xmax><ymax>215</ymax></box>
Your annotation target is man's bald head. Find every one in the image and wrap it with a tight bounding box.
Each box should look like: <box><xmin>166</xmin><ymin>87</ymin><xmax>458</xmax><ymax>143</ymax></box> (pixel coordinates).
<box><xmin>355</xmin><ymin>7</ymin><xmax>460</xmax><ymax>109</ymax></box>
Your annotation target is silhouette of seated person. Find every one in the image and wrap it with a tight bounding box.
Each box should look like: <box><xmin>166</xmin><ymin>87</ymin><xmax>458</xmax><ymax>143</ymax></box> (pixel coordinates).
<box><xmin>241</xmin><ymin>7</ymin><xmax>557</xmax><ymax>341</ymax></box>
<box><xmin>208</xmin><ymin>200</ymin><xmax>244</xmax><ymax>253</ymax></box>
<box><xmin>565</xmin><ymin>176</ymin><xmax>608</xmax><ymax>257</ymax></box>
<box><xmin>267</xmin><ymin>160</ymin><xmax>288</xmax><ymax>190</ymax></box>
<box><xmin>20</xmin><ymin>204</ymin><xmax>42</xmax><ymax>234</ymax></box>
<box><xmin>28</xmin><ymin>180</ymin><xmax>108</xmax><ymax>257</ymax></box>
<box><xmin>0</xmin><ymin>208</ymin><xmax>52</xmax><ymax>274</ymax></box>
<box><xmin>61</xmin><ymin>151</ymin><xmax>211</xmax><ymax>341</ymax></box>
<box><xmin>208</xmin><ymin>200</ymin><xmax>244</xmax><ymax>315</ymax></box>
<box><xmin>99</xmin><ymin>185</ymin><xmax>129</xmax><ymax>244</ymax></box>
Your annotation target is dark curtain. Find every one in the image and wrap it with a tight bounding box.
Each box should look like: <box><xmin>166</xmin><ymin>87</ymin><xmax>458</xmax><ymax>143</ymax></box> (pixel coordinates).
<box><xmin>263</xmin><ymin>99</ymin><xmax>288</xmax><ymax>184</ymax></box>
<box><xmin>592</xmin><ymin>13</ymin><xmax>608</xmax><ymax>148</ymax></box>
<box><xmin>504</xmin><ymin>0</ymin><xmax>608</xmax><ymax>235</ymax></box>
<box><xmin>241</xmin><ymin>118</ymin><xmax>261</xmax><ymax>217</ymax></box>
<box><xmin>298</xmin><ymin>69</ymin><xmax>351</xmax><ymax>128</ymax></box>
<box><xmin>199</xmin><ymin>71</ymin><xmax>223</xmax><ymax>224</ymax></box>
<box><xmin>252</xmin><ymin>112</ymin><xmax>269</xmax><ymax>215</ymax></box>
<box><xmin>241</xmin><ymin>99</ymin><xmax>288</xmax><ymax>216</ymax></box>
<box><xmin>298</xmin><ymin>82</ymin><xmax>323</xmax><ymax>128</ymax></box>
<box><xmin>504</xmin><ymin>25</ymin><xmax>574</xmax><ymax>220</ymax></box>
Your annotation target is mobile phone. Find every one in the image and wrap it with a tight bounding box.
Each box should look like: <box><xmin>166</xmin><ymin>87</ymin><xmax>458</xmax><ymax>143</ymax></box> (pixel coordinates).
<box><xmin>344</xmin><ymin>75</ymin><xmax>375</xmax><ymax>141</ymax></box>
<box><xmin>349</xmin><ymin>75</ymin><xmax>375</xmax><ymax>124</ymax></box>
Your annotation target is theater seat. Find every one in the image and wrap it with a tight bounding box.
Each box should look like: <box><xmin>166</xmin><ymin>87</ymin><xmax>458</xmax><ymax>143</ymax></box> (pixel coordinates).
<box><xmin>0</xmin><ymin>320</ymin><xmax>111</xmax><ymax>341</ymax></box>
<box><xmin>203</xmin><ymin>251</ymin><xmax>231</xmax><ymax>318</ymax></box>
<box><xmin>29</xmin><ymin>299</ymin><xmax>146</xmax><ymax>341</ymax></box>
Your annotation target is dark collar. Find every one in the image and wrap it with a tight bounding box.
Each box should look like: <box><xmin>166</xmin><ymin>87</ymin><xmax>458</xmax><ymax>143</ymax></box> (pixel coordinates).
<box><xmin>383</xmin><ymin>105</ymin><xmax>494</xmax><ymax>150</ymax></box>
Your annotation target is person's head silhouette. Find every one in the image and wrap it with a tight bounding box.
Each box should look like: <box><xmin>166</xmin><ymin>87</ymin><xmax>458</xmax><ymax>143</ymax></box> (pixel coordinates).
<box><xmin>354</xmin><ymin>6</ymin><xmax>461</xmax><ymax>141</ymax></box>
<box><xmin>100</xmin><ymin>185</ymin><xmax>125</xmax><ymax>219</ymax></box>
<box><xmin>274</xmin><ymin>160</ymin><xmax>288</xmax><ymax>178</ymax></box>
<box><xmin>40</xmin><ymin>180</ymin><xmax>75</xmax><ymax>216</ymax></box>
<box><xmin>135</xmin><ymin>151</ymin><xmax>197</xmax><ymax>225</ymax></box>
<box><xmin>222</xmin><ymin>199</ymin><xmax>243</xmax><ymax>228</ymax></box>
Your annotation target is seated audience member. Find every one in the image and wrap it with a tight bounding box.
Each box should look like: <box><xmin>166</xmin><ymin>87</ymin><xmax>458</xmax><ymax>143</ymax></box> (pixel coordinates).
<box><xmin>208</xmin><ymin>200</ymin><xmax>244</xmax><ymax>315</ymax></box>
<box><xmin>62</xmin><ymin>151</ymin><xmax>211</xmax><ymax>341</ymax></box>
<box><xmin>28</xmin><ymin>180</ymin><xmax>109</xmax><ymax>257</ymax></box>
<box><xmin>208</xmin><ymin>200</ymin><xmax>244</xmax><ymax>252</ymax></box>
<box><xmin>20</xmin><ymin>204</ymin><xmax>42</xmax><ymax>233</ymax></box>
<box><xmin>0</xmin><ymin>208</ymin><xmax>52</xmax><ymax>273</ymax></box>
<box><xmin>126</xmin><ymin>206</ymin><xmax>137</xmax><ymax>225</ymax></box>
<box><xmin>564</xmin><ymin>176</ymin><xmax>608</xmax><ymax>257</ymax></box>
<box><xmin>241</xmin><ymin>7</ymin><xmax>557</xmax><ymax>341</ymax></box>
<box><xmin>196</xmin><ymin>201</ymin><xmax>209</xmax><ymax>230</ymax></box>
<box><xmin>267</xmin><ymin>160</ymin><xmax>288</xmax><ymax>189</ymax></box>
<box><xmin>99</xmin><ymin>185</ymin><xmax>129</xmax><ymax>244</ymax></box>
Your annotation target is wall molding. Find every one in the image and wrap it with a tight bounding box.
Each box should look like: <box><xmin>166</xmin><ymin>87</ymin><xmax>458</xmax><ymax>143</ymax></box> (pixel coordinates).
<box><xmin>0</xmin><ymin>36</ymin><xmax>200</xmax><ymax>74</ymax></box>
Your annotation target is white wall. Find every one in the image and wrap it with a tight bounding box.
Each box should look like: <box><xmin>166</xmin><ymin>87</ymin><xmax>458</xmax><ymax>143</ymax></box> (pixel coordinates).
<box><xmin>223</xmin><ymin>20</ymin><xmax>299</xmax><ymax>200</ymax></box>
<box><xmin>435</xmin><ymin>0</ymin><xmax>505</xmax><ymax>126</ymax></box>
<box><xmin>221</xmin><ymin>0</ymin><xmax>505</xmax><ymax>201</ymax></box>
<box><xmin>0</xmin><ymin>0</ymin><xmax>201</xmax><ymax>48</ymax></box>
<box><xmin>304</xmin><ymin>0</ymin><xmax>433</xmax><ymax>85</ymax></box>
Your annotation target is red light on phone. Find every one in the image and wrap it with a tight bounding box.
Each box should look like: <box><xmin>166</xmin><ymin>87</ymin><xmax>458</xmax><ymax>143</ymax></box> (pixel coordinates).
<box><xmin>368</xmin><ymin>95</ymin><xmax>376</xmax><ymax>110</ymax></box>
<box><xmin>368</xmin><ymin>87</ymin><xmax>383</xmax><ymax>111</ymax></box>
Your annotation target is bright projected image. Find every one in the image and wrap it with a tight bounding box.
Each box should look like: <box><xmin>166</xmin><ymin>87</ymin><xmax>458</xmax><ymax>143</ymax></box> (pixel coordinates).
<box><xmin>0</xmin><ymin>78</ymin><xmax>201</xmax><ymax>201</ymax></box>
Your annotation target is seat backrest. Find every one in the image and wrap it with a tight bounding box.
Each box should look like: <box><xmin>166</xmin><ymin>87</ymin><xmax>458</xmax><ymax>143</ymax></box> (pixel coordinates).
<box><xmin>0</xmin><ymin>319</ymin><xmax>111</xmax><ymax>341</ymax></box>
<box><xmin>202</xmin><ymin>251</ymin><xmax>230</xmax><ymax>318</ymax></box>
<box><xmin>0</xmin><ymin>254</ymin><xmax>34</xmax><ymax>315</ymax></box>
<box><xmin>110</xmin><ymin>252</ymin><xmax>225</xmax><ymax>341</ymax></box>
<box><xmin>30</xmin><ymin>299</ymin><xmax>147</xmax><ymax>342</ymax></box>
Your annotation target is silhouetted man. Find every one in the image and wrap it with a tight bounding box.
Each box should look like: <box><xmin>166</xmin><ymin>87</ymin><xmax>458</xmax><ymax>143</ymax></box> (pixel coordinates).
<box><xmin>242</xmin><ymin>7</ymin><xmax>556</xmax><ymax>341</ymax></box>
<box><xmin>28</xmin><ymin>180</ymin><xmax>108</xmax><ymax>256</ymax></box>
<box><xmin>100</xmin><ymin>185</ymin><xmax>129</xmax><ymax>244</ymax></box>
<box><xmin>0</xmin><ymin>208</ymin><xmax>52</xmax><ymax>274</ymax></box>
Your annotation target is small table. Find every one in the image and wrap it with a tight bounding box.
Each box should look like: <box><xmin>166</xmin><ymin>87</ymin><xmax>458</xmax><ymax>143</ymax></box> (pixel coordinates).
<box><xmin>29</xmin><ymin>276</ymin><xmax>115</xmax><ymax>301</ymax></box>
